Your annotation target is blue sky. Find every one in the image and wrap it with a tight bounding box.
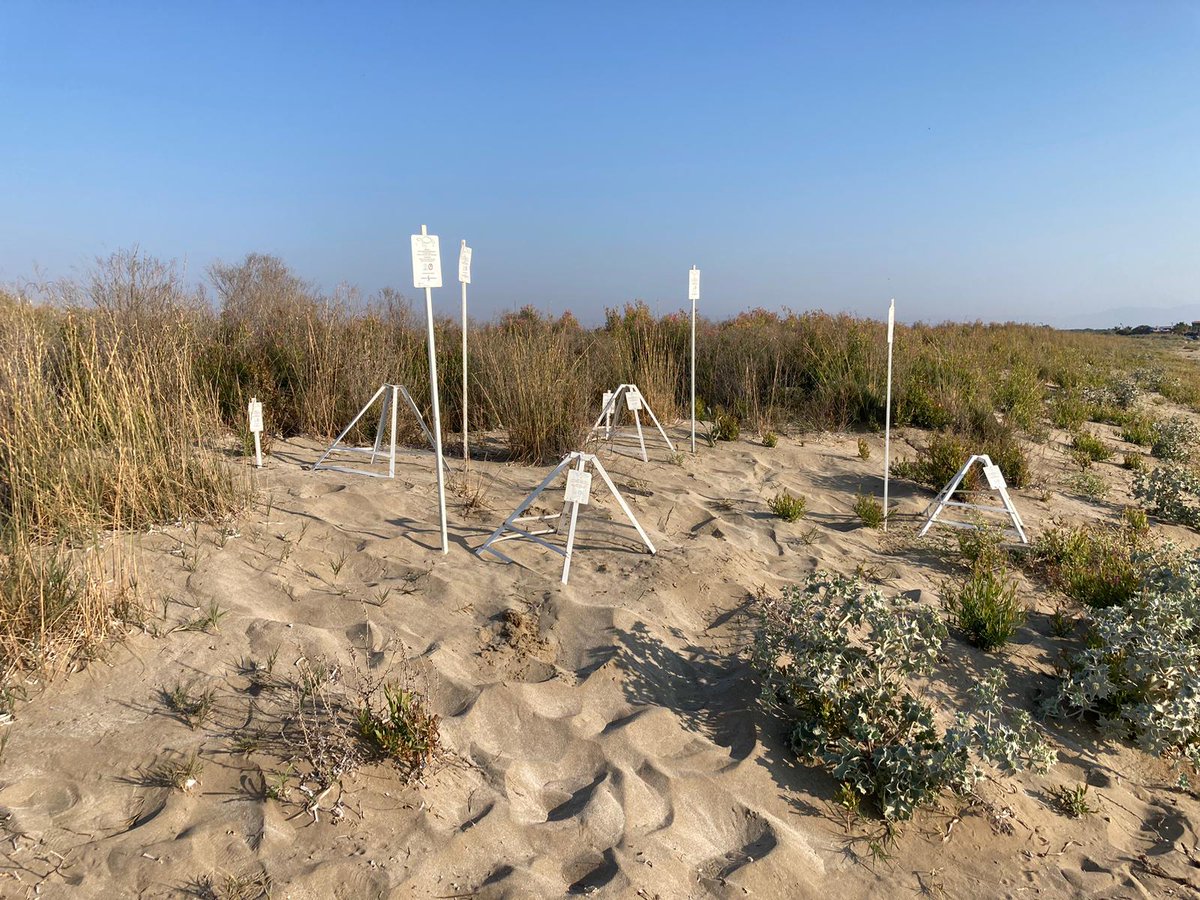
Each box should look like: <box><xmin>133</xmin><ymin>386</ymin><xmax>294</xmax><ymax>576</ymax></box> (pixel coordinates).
<box><xmin>2</xmin><ymin>2</ymin><xmax>1197</xmax><ymax>326</ymax></box>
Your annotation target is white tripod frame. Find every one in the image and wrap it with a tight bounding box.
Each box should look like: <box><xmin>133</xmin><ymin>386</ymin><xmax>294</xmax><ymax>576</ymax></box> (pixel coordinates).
<box><xmin>589</xmin><ymin>383</ymin><xmax>675</xmax><ymax>463</ymax></box>
<box><xmin>312</xmin><ymin>383</ymin><xmax>450</xmax><ymax>480</ymax></box>
<box><xmin>917</xmin><ymin>453</ymin><xmax>1028</xmax><ymax>543</ymax></box>
<box><xmin>477</xmin><ymin>451</ymin><xmax>656</xmax><ymax>584</ymax></box>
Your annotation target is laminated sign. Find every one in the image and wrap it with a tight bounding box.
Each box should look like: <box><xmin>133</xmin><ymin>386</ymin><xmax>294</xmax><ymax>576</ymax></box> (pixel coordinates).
<box><xmin>688</xmin><ymin>268</ymin><xmax>700</xmax><ymax>302</ymax></box>
<box><xmin>625</xmin><ymin>390</ymin><xmax>643</xmax><ymax>411</ymax></box>
<box><xmin>982</xmin><ymin>464</ymin><xmax>1006</xmax><ymax>490</ymax></box>
<box><xmin>411</xmin><ymin>234</ymin><xmax>442</xmax><ymax>289</ymax></box>
<box><xmin>248</xmin><ymin>400</ymin><xmax>264</xmax><ymax>434</ymax></box>
<box><xmin>564</xmin><ymin>469</ymin><xmax>592</xmax><ymax>505</ymax></box>
<box><xmin>458</xmin><ymin>244</ymin><xmax>472</xmax><ymax>284</ymax></box>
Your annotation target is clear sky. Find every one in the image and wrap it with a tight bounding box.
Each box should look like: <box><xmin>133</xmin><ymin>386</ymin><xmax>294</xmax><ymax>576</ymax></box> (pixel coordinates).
<box><xmin>2</xmin><ymin>2</ymin><xmax>1197</xmax><ymax>327</ymax></box>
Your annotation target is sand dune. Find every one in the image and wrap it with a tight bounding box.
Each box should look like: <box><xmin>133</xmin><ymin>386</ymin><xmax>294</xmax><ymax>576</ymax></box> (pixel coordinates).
<box><xmin>1</xmin><ymin>423</ymin><xmax>1198</xmax><ymax>898</ymax></box>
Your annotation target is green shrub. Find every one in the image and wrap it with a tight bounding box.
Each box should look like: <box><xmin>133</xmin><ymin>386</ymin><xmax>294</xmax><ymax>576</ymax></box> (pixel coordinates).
<box><xmin>1121</xmin><ymin>506</ymin><xmax>1149</xmax><ymax>534</ymax></box>
<box><xmin>713</xmin><ymin>412</ymin><xmax>740</xmax><ymax>441</ymax></box>
<box><xmin>957</xmin><ymin>525</ymin><xmax>1008</xmax><ymax>571</ymax></box>
<box><xmin>890</xmin><ymin>431</ymin><xmax>975</xmax><ymax>490</ymax></box>
<box><xmin>763</xmin><ymin>431</ymin><xmax>778</xmax><ymax>448</ymax></box>
<box><xmin>769</xmin><ymin>490</ymin><xmax>807</xmax><ymax>522</ymax></box>
<box><xmin>1134</xmin><ymin>464</ymin><xmax>1200</xmax><ymax>528</ymax></box>
<box><xmin>1027</xmin><ymin>525</ymin><xmax>1149</xmax><ymax>609</ymax></box>
<box><xmin>356</xmin><ymin>683</ymin><xmax>441</xmax><ymax>773</ymax></box>
<box><xmin>1071</xmin><ymin>431</ymin><xmax>1112</xmax><ymax>463</ymax></box>
<box><xmin>754</xmin><ymin>574</ymin><xmax>1055</xmax><ymax>821</ymax></box>
<box><xmin>1120</xmin><ymin>414</ymin><xmax>1156</xmax><ymax>447</ymax></box>
<box><xmin>857</xmin><ymin>437</ymin><xmax>870</xmax><ymax>460</ymax></box>
<box><xmin>1049</xmin><ymin>391</ymin><xmax>1087</xmax><ymax>430</ymax></box>
<box><xmin>853</xmin><ymin>493</ymin><xmax>883</xmax><ymax>528</ymax></box>
<box><xmin>943</xmin><ymin>566</ymin><xmax>1025</xmax><ymax>651</ymax></box>
<box><xmin>1047</xmin><ymin>557</ymin><xmax>1200</xmax><ymax>776</ymax></box>
<box><xmin>1123</xmin><ymin>452</ymin><xmax>1146</xmax><ymax>472</ymax></box>
<box><xmin>1151</xmin><ymin>416</ymin><xmax>1199</xmax><ymax>463</ymax></box>
<box><xmin>1069</xmin><ymin>471</ymin><xmax>1108</xmax><ymax>500</ymax></box>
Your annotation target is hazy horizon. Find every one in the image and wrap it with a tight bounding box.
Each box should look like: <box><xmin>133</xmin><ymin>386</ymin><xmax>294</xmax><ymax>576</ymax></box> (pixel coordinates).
<box><xmin>3</xmin><ymin>2</ymin><xmax>1197</xmax><ymax>329</ymax></box>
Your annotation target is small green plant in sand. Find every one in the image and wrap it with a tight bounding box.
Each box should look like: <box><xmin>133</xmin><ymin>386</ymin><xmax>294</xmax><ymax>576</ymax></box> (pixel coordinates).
<box><xmin>762</xmin><ymin>431</ymin><xmax>778</xmax><ymax>448</ymax></box>
<box><xmin>1048</xmin><ymin>783</ymin><xmax>1096</xmax><ymax>818</ymax></box>
<box><xmin>1069</xmin><ymin>471</ymin><xmax>1108</xmax><ymax>501</ymax></box>
<box><xmin>1026</xmin><ymin>523</ymin><xmax>1153</xmax><ymax>609</ymax></box>
<box><xmin>163</xmin><ymin>681</ymin><xmax>217</xmax><ymax>730</ymax></box>
<box><xmin>942</xmin><ymin>566</ymin><xmax>1025</xmax><ymax>651</ymax></box>
<box><xmin>1120</xmin><ymin>414</ymin><xmax>1157</xmax><ymax>447</ymax></box>
<box><xmin>1123</xmin><ymin>452</ymin><xmax>1146</xmax><ymax>472</ymax></box>
<box><xmin>853</xmin><ymin>493</ymin><xmax>883</xmax><ymax>528</ymax></box>
<box><xmin>857</xmin><ymin>438</ymin><xmax>871</xmax><ymax>460</ymax></box>
<box><xmin>1071</xmin><ymin>431</ymin><xmax>1111</xmax><ymax>464</ymax></box>
<box><xmin>712</xmin><ymin>412</ymin><xmax>740</xmax><ymax>442</ymax></box>
<box><xmin>769</xmin><ymin>490</ymin><xmax>807</xmax><ymax>522</ymax></box>
<box><xmin>356</xmin><ymin>682</ymin><xmax>441</xmax><ymax>770</ymax></box>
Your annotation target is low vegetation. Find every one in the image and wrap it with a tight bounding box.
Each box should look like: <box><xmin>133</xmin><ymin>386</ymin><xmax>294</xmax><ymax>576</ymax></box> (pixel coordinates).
<box><xmin>753</xmin><ymin>573</ymin><xmax>1055</xmax><ymax>822</ymax></box>
<box><xmin>943</xmin><ymin>565</ymin><xmax>1025</xmax><ymax>651</ymax></box>
<box><xmin>769</xmin><ymin>490</ymin><xmax>807</xmax><ymax>522</ymax></box>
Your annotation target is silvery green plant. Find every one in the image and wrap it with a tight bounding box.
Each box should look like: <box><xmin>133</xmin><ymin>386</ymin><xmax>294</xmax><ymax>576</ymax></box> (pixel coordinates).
<box><xmin>1151</xmin><ymin>416</ymin><xmax>1199</xmax><ymax>463</ymax></box>
<box><xmin>1049</xmin><ymin>557</ymin><xmax>1200</xmax><ymax>778</ymax></box>
<box><xmin>1134</xmin><ymin>464</ymin><xmax>1200</xmax><ymax>529</ymax></box>
<box><xmin>754</xmin><ymin>573</ymin><xmax>1055</xmax><ymax>821</ymax></box>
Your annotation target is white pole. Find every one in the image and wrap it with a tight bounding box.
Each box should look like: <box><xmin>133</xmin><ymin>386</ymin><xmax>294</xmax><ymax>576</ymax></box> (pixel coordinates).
<box><xmin>388</xmin><ymin>384</ymin><xmax>399</xmax><ymax>479</ymax></box>
<box><xmin>421</xmin><ymin>224</ymin><xmax>450</xmax><ymax>554</ymax></box>
<box><xmin>689</xmin><ymin>266</ymin><xmax>699</xmax><ymax>453</ymax></box>
<box><xmin>460</xmin><ymin>239</ymin><xmax>469</xmax><ymax>465</ymax></box>
<box><xmin>883</xmin><ymin>298</ymin><xmax>895</xmax><ymax>532</ymax></box>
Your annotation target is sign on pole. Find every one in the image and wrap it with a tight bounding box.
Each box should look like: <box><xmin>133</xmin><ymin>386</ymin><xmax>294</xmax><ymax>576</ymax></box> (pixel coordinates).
<box><xmin>883</xmin><ymin>299</ymin><xmax>895</xmax><ymax>531</ymax></box>
<box><xmin>411</xmin><ymin>233</ymin><xmax>443</xmax><ymax>289</ymax></box>
<box><xmin>412</xmin><ymin>225</ymin><xmax>449</xmax><ymax>554</ymax></box>
<box><xmin>459</xmin><ymin>240</ymin><xmax>472</xmax><ymax>464</ymax></box>
<box><xmin>689</xmin><ymin>266</ymin><xmax>699</xmax><ymax>453</ymax></box>
<box><xmin>248</xmin><ymin>397</ymin><xmax>264</xmax><ymax>468</ymax></box>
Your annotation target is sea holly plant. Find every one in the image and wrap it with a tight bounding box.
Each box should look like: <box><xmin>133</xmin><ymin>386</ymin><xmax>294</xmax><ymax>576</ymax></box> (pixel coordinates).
<box><xmin>1134</xmin><ymin>464</ymin><xmax>1200</xmax><ymax>529</ymax></box>
<box><xmin>753</xmin><ymin>573</ymin><xmax>1055</xmax><ymax>821</ymax></box>
<box><xmin>1047</xmin><ymin>556</ymin><xmax>1200</xmax><ymax>776</ymax></box>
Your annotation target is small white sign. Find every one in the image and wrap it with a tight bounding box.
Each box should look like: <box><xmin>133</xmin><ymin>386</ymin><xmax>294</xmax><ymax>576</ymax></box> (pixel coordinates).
<box><xmin>564</xmin><ymin>469</ymin><xmax>592</xmax><ymax>506</ymax></box>
<box><xmin>983</xmin><ymin>464</ymin><xmax>1006</xmax><ymax>490</ymax></box>
<box><xmin>602</xmin><ymin>390</ymin><xmax>614</xmax><ymax>413</ymax></box>
<box><xmin>458</xmin><ymin>243</ymin><xmax>472</xmax><ymax>284</ymax></box>
<box><xmin>688</xmin><ymin>267</ymin><xmax>700</xmax><ymax>302</ymax></box>
<box><xmin>411</xmin><ymin>233</ymin><xmax>443</xmax><ymax>289</ymax></box>
<box><xmin>248</xmin><ymin>400</ymin><xmax>264</xmax><ymax>434</ymax></box>
<box><xmin>625</xmin><ymin>390</ymin><xmax>643</xmax><ymax>412</ymax></box>
<box><xmin>887</xmin><ymin>299</ymin><xmax>895</xmax><ymax>344</ymax></box>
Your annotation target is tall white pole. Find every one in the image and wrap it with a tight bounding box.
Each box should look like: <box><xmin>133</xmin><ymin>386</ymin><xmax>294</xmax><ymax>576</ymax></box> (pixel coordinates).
<box><xmin>421</xmin><ymin>224</ymin><xmax>449</xmax><ymax>554</ymax></box>
<box><xmin>689</xmin><ymin>266</ymin><xmax>700</xmax><ymax>453</ymax></box>
<box><xmin>461</xmin><ymin>242</ymin><xmax>469</xmax><ymax>464</ymax></box>
<box><xmin>883</xmin><ymin>298</ymin><xmax>895</xmax><ymax>532</ymax></box>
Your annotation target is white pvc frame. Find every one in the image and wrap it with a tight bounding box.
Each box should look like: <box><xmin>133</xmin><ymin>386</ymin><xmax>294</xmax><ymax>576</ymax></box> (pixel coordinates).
<box><xmin>312</xmin><ymin>383</ymin><xmax>450</xmax><ymax>480</ymax></box>
<box><xmin>917</xmin><ymin>453</ymin><xmax>1028</xmax><ymax>543</ymax></box>
<box><xmin>477</xmin><ymin>450</ymin><xmax>656</xmax><ymax>584</ymax></box>
<box><xmin>588</xmin><ymin>383</ymin><xmax>675</xmax><ymax>463</ymax></box>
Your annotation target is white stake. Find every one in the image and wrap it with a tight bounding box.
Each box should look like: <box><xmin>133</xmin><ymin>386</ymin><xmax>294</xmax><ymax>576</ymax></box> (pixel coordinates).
<box><xmin>412</xmin><ymin>224</ymin><xmax>450</xmax><ymax>554</ymax></box>
<box><xmin>883</xmin><ymin>298</ymin><xmax>895</xmax><ymax>531</ymax></box>
<box><xmin>459</xmin><ymin>240</ymin><xmax>472</xmax><ymax>464</ymax></box>
<box><xmin>248</xmin><ymin>397</ymin><xmax>264</xmax><ymax>468</ymax></box>
<box><xmin>689</xmin><ymin>266</ymin><xmax>700</xmax><ymax>453</ymax></box>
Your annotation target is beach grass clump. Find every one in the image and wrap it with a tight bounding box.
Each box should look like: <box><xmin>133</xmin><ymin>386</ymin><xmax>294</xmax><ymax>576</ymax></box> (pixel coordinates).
<box><xmin>475</xmin><ymin>313</ymin><xmax>592</xmax><ymax>463</ymax></box>
<box><xmin>943</xmin><ymin>566</ymin><xmax>1025</xmax><ymax>651</ymax></box>
<box><xmin>355</xmin><ymin>682</ymin><xmax>441</xmax><ymax>771</ymax></box>
<box><xmin>753</xmin><ymin>573</ymin><xmax>1055</xmax><ymax>821</ymax></box>
<box><xmin>769</xmin><ymin>490</ymin><xmax>807</xmax><ymax>522</ymax></box>
<box><xmin>762</xmin><ymin>431</ymin><xmax>778</xmax><ymax>448</ymax></box>
<box><xmin>1120</xmin><ymin>414</ymin><xmax>1157</xmax><ymax>448</ymax></box>
<box><xmin>0</xmin><ymin>265</ymin><xmax>250</xmax><ymax>684</ymax></box>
